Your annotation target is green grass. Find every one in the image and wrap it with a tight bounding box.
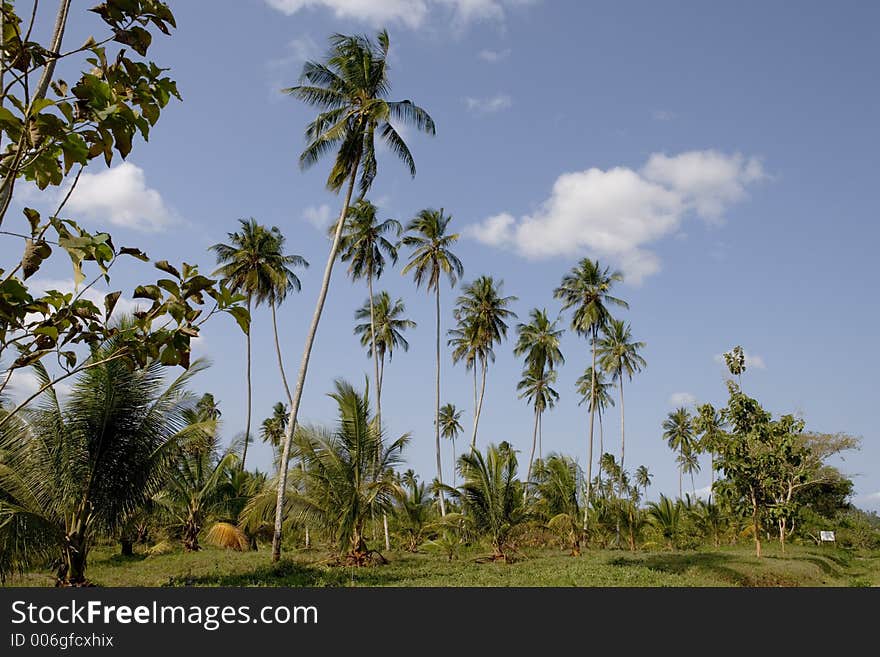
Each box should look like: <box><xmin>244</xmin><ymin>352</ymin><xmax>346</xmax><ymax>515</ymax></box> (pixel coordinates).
<box><xmin>8</xmin><ymin>542</ymin><xmax>880</xmax><ymax>587</ymax></box>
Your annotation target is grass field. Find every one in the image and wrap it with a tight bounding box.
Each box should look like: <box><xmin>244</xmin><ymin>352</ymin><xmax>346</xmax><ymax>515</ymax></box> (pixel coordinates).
<box><xmin>7</xmin><ymin>543</ymin><xmax>880</xmax><ymax>587</ymax></box>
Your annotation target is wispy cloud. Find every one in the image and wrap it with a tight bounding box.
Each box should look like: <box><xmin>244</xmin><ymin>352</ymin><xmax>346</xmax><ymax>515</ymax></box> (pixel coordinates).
<box><xmin>265</xmin><ymin>0</ymin><xmax>537</xmax><ymax>29</ymax></box>
<box><xmin>669</xmin><ymin>392</ymin><xmax>696</xmax><ymax>407</ymax></box>
<box><xmin>478</xmin><ymin>47</ymin><xmax>511</xmax><ymax>62</ymax></box>
<box><xmin>303</xmin><ymin>204</ymin><xmax>333</xmax><ymax>231</ymax></box>
<box><xmin>266</xmin><ymin>35</ymin><xmax>319</xmax><ymax>98</ymax></box>
<box><xmin>467</xmin><ymin>150</ymin><xmax>766</xmax><ymax>283</ymax></box>
<box><xmin>465</xmin><ymin>94</ymin><xmax>512</xmax><ymax>114</ymax></box>
<box><xmin>652</xmin><ymin>109</ymin><xmax>677</xmax><ymax>121</ymax></box>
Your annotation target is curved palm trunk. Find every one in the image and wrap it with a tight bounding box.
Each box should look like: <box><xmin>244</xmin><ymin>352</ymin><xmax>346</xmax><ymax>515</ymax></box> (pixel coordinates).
<box><xmin>538</xmin><ymin>413</ymin><xmax>543</xmax><ymax>460</ymax></box>
<box><xmin>598</xmin><ymin>409</ymin><xmax>604</xmax><ymax>488</ymax></box>
<box><xmin>470</xmin><ymin>356</ymin><xmax>488</xmax><ymax>449</ymax></box>
<box><xmin>241</xmin><ymin>296</ymin><xmax>253</xmax><ymax>471</ymax></box>
<box><xmin>272</xmin><ymin>156</ymin><xmax>360</xmax><ymax>562</ymax></box>
<box><xmin>451</xmin><ymin>435</ymin><xmax>457</xmax><ymax>488</ymax></box>
<box><xmin>434</xmin><ymin>284</ymin><xmax>446</xmax><ymax>516</ymax></box>
<box><xmin>271</xmin><ymin>301</ymin><xmax>292</xmax><ymax>404</ymax></box>
<box><xmin>678</xmin><ymin>447</ymin><xmax>683</xmax><ymax>500</ymax></box>
<box><xmin>583</xmin><ymin>329</ymin><xmax>597</xmax><ymax>528</ymax></box>
<box><xmin>367</xmin><ymin>271</ymin><xmax>381</xmax><ymax>428</ymax></box>
<box><xmin>618</xmin><ymin>375</ymin><xmax>625</xmax><ymax>484</ymax></box>
<box><xmin>524</xmin><ymin>406</ymin><xmax>540</xmax><ymax>502</ymax></box>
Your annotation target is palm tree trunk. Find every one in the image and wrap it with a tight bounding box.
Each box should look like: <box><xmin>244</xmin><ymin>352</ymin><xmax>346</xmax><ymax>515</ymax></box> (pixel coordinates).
<box><xmin>583</xmin><ymin>328</ymin><xmax>597</xmax><ymax>528</ymax></box>
<box><xmin>470</xmin><ymin>356</ymin><xmax>488</xmax><ymax>449</ymax></box>
<box><xmin>678</xmin><ymin>449</ymin><xmax>683</xmax><ymax>500</ymax></box>
<box><xmin>367</xmin><ymin>271</ymin><xmax>381</xmax><ymax>429</ymax></box>
<box><xmin>619</xmin><ymin>375</ymin><xmax>625</xmax><ymax>487</ymax></box>
<box><xmin>709</xmin><ymin>454</ymin><xmax>715</xmax><ymax>503</ymax></box>
<box><xmin>241</xmin><ymin>296</ymin><xmax>253</xmax><ymax>471</ymax></box>
<box><xmin>272</xmin><ymin>154</ymin><xmax>361</xmax><ymax>562</ymax></box>
<box><xmin>524</xmin><ymin>406</ymin><xmax>540</xmax><ymax>502</ymax></box>
<box><xmin>598</xmin><ymin>409</ymin><xmax>604</xmax><ymax>488</ymax></box>
<box><xmin>271</xmin><ymin>301</ymin><xmax>292</xmax><ymax>404</ymax></box>
<box><xmin>538</xmin><ymin>413</ymin><xmax>543</xmax><ymax>460</ymax></box>
<box><xmin>435</xmin><ymin>283</ymin><xmax>446</xmax><ymax>516</ymax></box>
<box><xmin>451</xmin><ymin>436</ymin><xmax>456</xmax><ymax>488</ymax></box>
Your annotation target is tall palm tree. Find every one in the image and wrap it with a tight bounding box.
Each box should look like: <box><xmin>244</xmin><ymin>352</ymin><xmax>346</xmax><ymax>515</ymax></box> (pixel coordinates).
<box><xmin>635</xmin><ymin>465</ymin><xmax>652</xmax><ymax>503</ymax></box>
<box><xmin>273</xmin><ymin>30</ymin><xmax>434</xmax><ymax>561</ymax></box>
<box><xmin>354</xmin><ymin>291</ymin><xmax>416</xmax><ymax>405</ymax></box>
<box><xmin>260</xmin><ymin>402</ymin><xmax>289</xmax><ymax>462</ymax></box>
<box><xmin>677</xmin><ymin>446</ymin><xmax>701</xmax><ymax>498</ymax></box>
<box><xmin>450</xmin><ymin>275</ymin><xmax>517</xmax><ymax>450</ymax></box>
<box><xmin>576</xmin><ymin>366</ymin><xmax>614</xmax><ymax>485</ymax></box>
<box><xmin>554</xmin><ymin>258</ymin><xmax>626</xmax><ymax>521</ymax></box>
<box><xmin>336</xmin><ymin>199</ymin><xmax>401</xmax><ymax>428</ymax></box>
<box><xmin>0</xmin><ymin>346</ymin><xmax>207</xmax><ymax>584</ymax></box>
<box><xmin>662</xmin><ymin>407</ymin><xmax>695</xmax><ymax>500</ymax></box>
<box><xmin>517</xmin><ymin>366</ymin><xmax>559</xmax><ymax>499</ymax></box>
<box><xmin>597</xmin><ymin>318</ymin><xmax>646</xmax><ymax>488</ymax></box>
<box><xmin>514</xmin><ymin>308</ymin><xmax>564</xmax><ymax>479</ymax></box>
<box><xmin>211</xmin><ymin>218</ymin><xmax>307</xmax><ymax>470</ymax></box>
<box><xmin>694</xmin><ymin>402</ymin><xmax>726</xmax><ymax>501</ymax></box>
<box><xmin>401</xmin><ymin>208</ymin><xmax>463</xmax><ymax>516</ymax></box>
<box><xmin>438</xmin><ymin>403</ymin><xmax>463</xmax><ymax>487</ymax></box>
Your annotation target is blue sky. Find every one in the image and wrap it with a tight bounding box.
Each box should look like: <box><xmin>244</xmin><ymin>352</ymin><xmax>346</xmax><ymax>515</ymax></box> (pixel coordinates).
<box><xmin>8</xmin><ymin>0</ymin><xmax>879</xmax><ymax>510</ymax></box>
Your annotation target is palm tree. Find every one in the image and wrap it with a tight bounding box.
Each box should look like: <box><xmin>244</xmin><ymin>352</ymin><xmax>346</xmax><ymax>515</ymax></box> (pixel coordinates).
<box><xmin>450</xmin><ymin>276</ymin><xmax>517</xmax><ymax>450</ymax></box>
<box><xmin>354</xmin><ymin>291</ymin><xmax>416</xmax><ymax>405</ymax></box>
<box><xmin>450</xmin><ymin>442</ymin><xmax>526</xmax><ymax>561</ymax></box>
<box><xmin>514</xmin><ymin>308</ymin><xmax>564</xmax><ymax>484</ymax></box>
<box><xmin>694</xmin><ymin>402</ymin><xmax>726</xmax><ymax>501</ymax></box>
<box><xmin>267</xmin><ymin>380</ymin><xmax>408</xmax><ymax>563</ymax></box>
<box><xmin>401</xmin><ymin>208</ymin><xmax>463</xmax><ymax>516</ymax></box>
<box><xmin>438</xmin><ymin>403</ymin><xmax>463</xmax><ymax>487</ymax></box>
<box><xmin>260</xmin><ymin>402</ymin><xmax>289</xmax><ymax>462</ymax></box>
<box><xmin>635</xmin><ymin>465</ymin><xmax>652</xmax><ymax>503</ymax></box>
<box><xmin>663</xmin><ymin>407</ymin><xmax>695</xmax><ymax>500</ymax></box>
<box><xmin>336</xmin><ymin>199</ymin><xmax>401</xmax><ymax>428</ymax></box>
<box><xmin>157</xmin><ymin>409</ymin><xmax>239</xmax><ymax>552</ymax></box>
<box><xmin>576</xmin><ymin>366</ymin><xmax>614</xmax><ymax>485</ymax></box>
<box><xmin>210</xmin><ymin>218</ymin><xmax>307</xmax><ymax>470</ymax></box>
<box><xmin>272</xmin><ymin>30</ymin><xmax>434</xmax><ymax>561</ymax></box>
<box><xmin>394</xmin><ymin>470</ymin><xmax>432</xmax><ymax>552</ymax></box>
<box><xmin>532</xmin><ymin>454</ymin><xmax>583</xmax><ymax>555</ymax></box>
<box><xmin>597</xmin><ymin>318</ymin><xmax>646</xmax><ymax>494</ymax></box>
<box><xmin>554</xmin><ymin>258</ymin><xmax>626</xmax><ymax>519</ymax></box>
<box><xmin>677</xmin><ymin>445</ymin><xmax>701</xmax><ymax>498</ymax></box>
<box><xmin>517</xmin><ymin>366</ymin><xmax>559</xmax><ymax>499</ymax></box>
<box><xmin>647</xmin><ymin>495</ymin><xmax>681</xmax><ymax>550</ymax></box>
<box><xmin>0</xmin><ymin>345</ymin><xmax>206</xmax><ymax>585</ymax></box>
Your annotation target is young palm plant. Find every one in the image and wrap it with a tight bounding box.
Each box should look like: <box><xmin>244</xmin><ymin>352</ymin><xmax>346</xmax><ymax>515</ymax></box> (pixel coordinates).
<box><xmin>532</xmin><ymin>454</ymin><xmax>583</xmax><ymax>555</ymax></box>
<box><xmin>401</xmin><ymin>208</ymin><xmax>463</xmax><ymax>516</ymax></box>
<box><xmin>393</xmin><ymin>470</ymin><xmax>432</xmax><ymax>552</ymax></box>
<box><xmin>210</xmin><ymin>218</ymin><xmax>307</xmax><ymax>470</ymax></box>
<box><xmin>273</xmin><ymin>30</ymin><xmax>434</xmax><ymax>561</ymax></box>
<box><xmin>0</xmin><ymin>348</ymin><xmax>206</xmax><ymax>585</ymax></box>
<box><xmin>647</xmin><ymin>495</ymin><xmax>681</xmax><ymax>550</ymax></box>
<box><xmin>270</xmin><ymin>380</ymin><xmax>408</xmax><ymax>564</ymax></box>
<box><xmin>554</xmin><ymin>258</ymin><xmax>626</xmax><ymax>519</ymax></box>
<box><xmin>449</xmin><ymin>442</ymin><xmax>526</xmax><ymax>562</ymax></box>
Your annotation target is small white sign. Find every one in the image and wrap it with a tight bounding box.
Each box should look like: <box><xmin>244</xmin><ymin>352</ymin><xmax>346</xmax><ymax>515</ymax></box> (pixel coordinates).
<box><xmin>819</xmin><ymin>531</ymin><xmax>836</xmax><ymax>542</ymax></box>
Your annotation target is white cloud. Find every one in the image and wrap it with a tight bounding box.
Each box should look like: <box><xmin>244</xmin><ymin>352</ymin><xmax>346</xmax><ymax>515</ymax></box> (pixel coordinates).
<box><xmin>66</xmin><ymin>162</ymin><xmax>175</xmax><ymax>232</ymax></box>
<box><xmin>651</xmin><ymin>109</ymin><xmax>677</xmax><ymax>121</ymax></box>
<box><xmin>265</xmin><ymin>0</ymin><xmax>534</xmax><ymax>28</ymax></box>
<box><xmin>466</xmin><ymin>150</ymin><xmax>765</xmax><ymax>283</ymax></box>
<box><xmin>478</xmin><ymin>47</ymin><xmax>511</xmax><ymax>62</ymax></box>
<box><xmin>713</xmin><ymin>350</ymin><xmax>766</xmax><ymax>370</ymax></box>
<box><xmin>265</xmin><ymin>0</ymin><xmax>430</xmax><ymax>27</ymax></box>
<box><xmin>6</xmin><ymin>368</ymin><xmax>71</xmax><ymax>404</ymax></box>
<box><xmin>465</xmin><ymin>94</ymin><xmax>512</xmax><ymax>114</ymax></box>
<box><xmin>669</xmin><ymin>392</ymin><xmax>696</xmax><ymax>407</ymax></box>
<box><xmin>643</xmin><ymin>150</ymin><xmax>765</xmax><ymax>223</ymax></box>
<box><xmin>303</xmin><ymin>204</ymin><xmax>334</xmax><ymax>231</ymax></box>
